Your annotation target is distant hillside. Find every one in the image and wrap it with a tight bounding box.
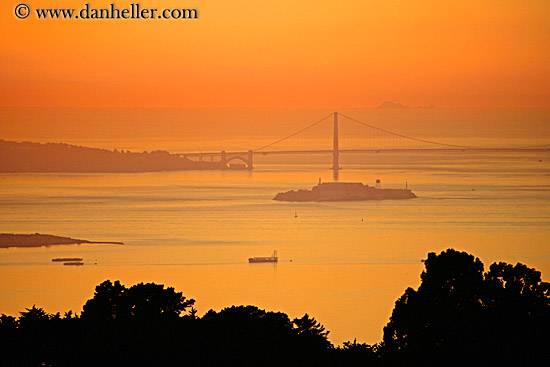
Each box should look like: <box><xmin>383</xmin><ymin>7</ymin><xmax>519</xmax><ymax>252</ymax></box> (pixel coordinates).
<box><xmin>377</xmin><ymin>101</ymin><xmax>436</xmax><ymax>109</ymax></box>
<box><xmin>0</xmin><ymin>233</ymin><xmax>123</xmax><ymax>248</ymax></box>
<box><xmin>0</xmin><ymin>139</ymin><xmax>223</xmax><ymax>173</ymax></box>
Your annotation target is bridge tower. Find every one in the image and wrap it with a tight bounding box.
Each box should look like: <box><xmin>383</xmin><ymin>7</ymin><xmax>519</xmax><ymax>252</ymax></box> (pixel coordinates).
<box><xmin>247</xmin><ymin>150</ymin><xmax>254</xmax><ymax>170</ymax></box>
<box><xmin>221</xmin><ymin>150</ymin><xmax>227</xmax><ymax>169</ymax></box>
<box><xmin>332</xmin><ymin>112</ymin><xmax>339</xmax><ymax>172</ymax></box>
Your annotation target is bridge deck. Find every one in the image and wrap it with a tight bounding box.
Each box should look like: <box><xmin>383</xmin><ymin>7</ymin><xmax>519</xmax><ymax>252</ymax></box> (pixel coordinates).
<box><xmin>180</xmin><ymin>148</ymin><xmax>550</xmax><ymax>158</ymax></box>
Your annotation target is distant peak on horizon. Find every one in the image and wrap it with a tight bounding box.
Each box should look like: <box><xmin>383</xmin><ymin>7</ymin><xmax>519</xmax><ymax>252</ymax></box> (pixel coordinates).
<box><xmin>376</xmin><ymin>101</ymin><xmax>436</xmax><ymax>110</ymax></box>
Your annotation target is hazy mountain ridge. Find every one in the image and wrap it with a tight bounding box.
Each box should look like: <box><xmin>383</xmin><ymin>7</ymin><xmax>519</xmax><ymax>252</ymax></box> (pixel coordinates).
<box><xmin>376</xmin><ymin>101</ymin><xmax>436</xmax><ymax>109</ymax></box>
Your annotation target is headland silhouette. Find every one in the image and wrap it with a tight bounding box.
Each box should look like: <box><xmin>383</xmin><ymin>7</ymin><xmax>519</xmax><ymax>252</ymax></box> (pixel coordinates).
<box><xmin>0</xmin><ymin>139</ymin><xmax>223</xmax><ymax>173</ymax></box>
<box><xmin>0</xmin><ymin>233</ymin><xmax>123</xmax><ymax>248</ymax></box>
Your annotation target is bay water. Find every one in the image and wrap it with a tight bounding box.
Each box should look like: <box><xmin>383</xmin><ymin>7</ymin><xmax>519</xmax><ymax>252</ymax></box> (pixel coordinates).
<box><xmin>1</xmin><ymin>151</ymin><xmax>549</xmax><ymax>344</ymax></box>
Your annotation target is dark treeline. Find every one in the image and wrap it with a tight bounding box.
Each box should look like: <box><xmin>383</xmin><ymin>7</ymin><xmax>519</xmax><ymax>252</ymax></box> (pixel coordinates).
<box><xmin>1</xmin><ymin>249</ymin><xmax>549</xmax><ymax>366</ymax></box>
<box><xmin>0</xmin><ymin>139</ymin><xmax>223</xmax><ymax>172</ymax></box>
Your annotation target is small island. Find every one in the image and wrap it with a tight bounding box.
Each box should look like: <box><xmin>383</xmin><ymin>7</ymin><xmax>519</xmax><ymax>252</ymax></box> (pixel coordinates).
<box><xmin>0</xmin><ymin>233</ymin><xmax>123</xmax><ymax>248</ymax></box>
<box><xmin>274</xmin><ymin>181</ymin><xmax>416</xmax><ymax>202</ymax></box>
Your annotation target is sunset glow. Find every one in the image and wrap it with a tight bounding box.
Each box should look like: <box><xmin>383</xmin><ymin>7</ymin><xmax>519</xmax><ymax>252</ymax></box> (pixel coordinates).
<box><xmin>2</xmin><ymin>0</ymin><xmax>549</xmax><ymax>109</ymax></box>
<box><xmin>1</xmin><ymin>0</ymin><xmax>550</xmax><ymax>357</ymax></box>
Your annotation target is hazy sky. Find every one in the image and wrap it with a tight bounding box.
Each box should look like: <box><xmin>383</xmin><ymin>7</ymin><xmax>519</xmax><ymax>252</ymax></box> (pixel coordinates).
<box><xmin>2</xmin><ymin>0</ymin><xmax>549</xmax><ymax>109</ymax></box>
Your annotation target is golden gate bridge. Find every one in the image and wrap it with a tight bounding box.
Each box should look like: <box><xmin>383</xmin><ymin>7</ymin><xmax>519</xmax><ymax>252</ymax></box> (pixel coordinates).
<box><xmin>178</xmin><ymin>112</ymin><xmax>550</xmax><ymax>175</ymax></box>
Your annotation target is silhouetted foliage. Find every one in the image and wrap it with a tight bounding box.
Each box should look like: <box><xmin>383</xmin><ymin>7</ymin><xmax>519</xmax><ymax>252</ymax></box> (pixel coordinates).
<box><xmin>1</xmin><ymin>250</ymin><xmax>548</xmax><ymax>367</ymax></box>
<box><xmin>18</xmin><ymin>305</ymin><xmax>51</xmax><ymax>325</ymax></box>
<box><xmin>381</xmin><ymin>249</ymin><xmax>550</xmax><ymax>366</ymax></box>
<box><xmin>81</xmin><ymin>280</ymin><xmax>195</xmax><ymax>322</ymax></box>
<box><xmin>81</xmin><ymin>279</ymin><xmax>127</xmax><ymax>321</ymax></box>
<box><xmin>0</xmin><ymin>314</ymin><xmax>17</xmax><ymax>328</ymax></box>
<box><xmin>201</xmin><ymin>305</ymin><xmax>297</xmax><ymax>365</ymax></box>
<box><xmin>125</xmin><ymin>282</ymin><xmax>194</xmax><ymax>320</ymax></box>
<box><xmin>196</xmin><ymin>306</ymin><xmax>338</xmax><ymax>365</ymax></box>
<box><xmin>0</xmin><ymin>280</ymin><xmax>336</xmax><ymax>366</ymax></box>
<box><xmin>334</xmin><ymin>339</ymin><xmax>379</xmax><ymax>366</ymax></box>
<box><xmin>293</xmin><ymin>313</ymin><xmax>332</xmax><ymax>350</ymax></box>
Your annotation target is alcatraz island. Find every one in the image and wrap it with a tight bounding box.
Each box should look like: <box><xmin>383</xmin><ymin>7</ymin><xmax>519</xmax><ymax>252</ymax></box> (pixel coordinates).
<box><xmin>274</xmin><ymin>179</ymin><xmax>416</xmax><ymax>202</ymax></box>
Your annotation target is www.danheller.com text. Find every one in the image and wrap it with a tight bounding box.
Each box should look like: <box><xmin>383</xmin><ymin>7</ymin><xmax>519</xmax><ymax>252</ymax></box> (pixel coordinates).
<box><xmin>17</xmin><ymin>3</ymin><xmax>199</xmax><ymax>20</ymax></box>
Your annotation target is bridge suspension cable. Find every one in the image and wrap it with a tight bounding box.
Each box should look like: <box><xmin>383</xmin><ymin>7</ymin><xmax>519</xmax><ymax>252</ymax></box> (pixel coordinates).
<box><xmin>253</xmin><ymin>113</ymin><xmax>334</xmax><ymax>152</ymax></box>
<box><xmin>338</xmin><ymin>113</ymin><xmax>472</xmax><ymax>149</ymax></box>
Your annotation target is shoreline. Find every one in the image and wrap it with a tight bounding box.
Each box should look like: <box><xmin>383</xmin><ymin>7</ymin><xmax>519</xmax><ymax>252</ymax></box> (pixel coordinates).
<box><xmin>0</xmin><ymin>233</ymin><xmax>123</xmax><ymax>249</ymax></box>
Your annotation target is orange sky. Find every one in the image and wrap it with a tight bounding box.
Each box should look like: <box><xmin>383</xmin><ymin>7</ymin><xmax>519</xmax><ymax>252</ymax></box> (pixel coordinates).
<box><xmin>2</xmin><ymin>0</ymin><xmax>549</xmax><ymax>109</ymax></box>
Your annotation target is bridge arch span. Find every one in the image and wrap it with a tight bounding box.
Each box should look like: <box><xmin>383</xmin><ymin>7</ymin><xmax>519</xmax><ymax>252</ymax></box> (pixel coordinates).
<box><xmin>226</xmin><ymin>156</ymin><xmax>248</xmax><ymax>165</ymax></box>
<box><xmin>225</xmin><ymin>152</ymin><xmax>253</xmax><ymax>170</ymax></box>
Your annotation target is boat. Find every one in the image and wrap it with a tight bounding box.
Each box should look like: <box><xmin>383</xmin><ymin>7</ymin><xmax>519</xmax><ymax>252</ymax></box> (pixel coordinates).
<box><xmin>52</xmin><ymin>257</ymin><xmax>83</xmax><ymax>262</ymax></box>
<box><xmin>273</xmin><ymin>180</ymin><xmax>416</xmax><ymax>202</ymax></box>
<box><xmin>249</xmin><ymin>250</ymin><xmax>278</xmax><ymax>263</ymax></box>
<box><xmin>63</xmin><ymin>262</ymin><xmax>84</xmax><ymax>266</ymax></box>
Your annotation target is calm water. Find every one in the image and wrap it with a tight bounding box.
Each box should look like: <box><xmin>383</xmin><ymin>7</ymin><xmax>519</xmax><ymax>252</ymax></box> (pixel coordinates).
<box><xmin>1</xmin><ymin>152</ymin><xmax>549</xmax><ymax>344</ymax></box>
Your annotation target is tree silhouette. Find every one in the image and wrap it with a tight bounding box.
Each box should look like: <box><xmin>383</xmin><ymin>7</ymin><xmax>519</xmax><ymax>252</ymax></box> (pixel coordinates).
<box><xmin>81</xmin><ymin>279</ymin><xmax>127</xmax><ymax>321</ymax></box>
<box><xmin>0</xmin><ymin>314</ymin><xmax>17</xmax><ymax>330</ymax></box>
<box><xmin>293</xmin><ymin>313</ymin><xmax>329</xmax><ymax>337</ymax></box>
<box><xmin>197</xmin><ymin>306</ymin><xmax>336</xmax><ymax>365</ymax></box>
<box><xmin>1</xmin><ymin>256</ymin><xmax>548</xmax><ymax>367</ymax></box>
<box><xmin>125</xmin><ymin>282</ymin><xmax>195</xmax><ymax>320</ymax></box>
<box><xmin>381</xmin><ymin>249</ymin><xmax>550</xmax><ymax>366</ymax></box>
<box><xmin>482</xmin><ymin>262</ymin><xmax>550</xmax><ymax>365</ymax></box>
<box><xmin>81</xmin><ymin>280</ymin><xmax>195</xmax><ymax>321</ymax></box>
<box><xmin>200</xmin><ymin>305</ymin><xmax>296</xmax><ymax>365</ymax></box>
<box><xmin>18</xmin><ymin>305</ymin><xmax>51</xmax><ymax>326</ymax></box>
<box><xmin>334</xmin><ymin>339</ymin><xmax>379</xmax><ymax>366</ymax></box>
